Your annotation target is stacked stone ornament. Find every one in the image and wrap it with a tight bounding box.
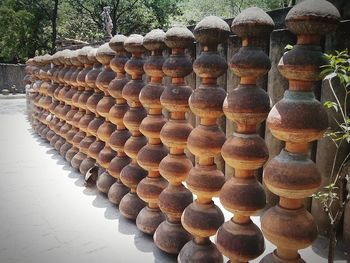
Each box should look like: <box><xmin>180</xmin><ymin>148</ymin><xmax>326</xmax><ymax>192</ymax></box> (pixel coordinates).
<box><xmin>95</xmin><ymin>43</ymin><xmax>117</xmax><ymax>193</ymax></box>
<box><xmin>154</xmin><ymin>26</ymin><xmax>194</xmax><ymax>254</ymax></box>
<box><xmin>136</xmin><ymin>29</ymin><xmax>168</xmax><ymax>235</ymax></box>
<box><xmin>214</xmin><ymin>8</ymin><xmax>274</xmax><ymax>263</ymax></box>
<box><xmin>63</xmin><ymin>50</ymin><xmax>81</xmax><ymax>164</ymax></box>
<box><xmin>76</xmin><ymin>46</ymin><xmax>97</xmax><ymax>176</ymax></box>
<box><xmin>70</xmin><ymin>49</ymin><xmax>89</xmax><ymax>172</ymax></box>
<box><xmin>55</xmin><ymin>50</ymin><xmax>73</xmax><ymax>158</ymax></box>
<box><xmin>86</xmin><ymin>48</ymin><xmax>105</xmax><ymax>179</ymax></box>
<box><xmin>119</xmin><ymin>34</ymin><xmax>148</xmax><ymax>220</ymax></box>
<box><xmin>261</xmin><ymin>1</ymin><xmax>340</xmax><ymax>262</ymax></box>
<box><xmin>179</xmin><ymin>17</ymin><xmax>229</xmax><ymax>262</ymax></box>
<box><xmin>107</xmin><ymin>34</ymin><xmax>131</xmax><ymax>205</ymax></box>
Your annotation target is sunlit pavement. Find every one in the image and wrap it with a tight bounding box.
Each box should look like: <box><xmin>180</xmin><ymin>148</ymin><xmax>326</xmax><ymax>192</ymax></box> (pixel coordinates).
<box><xmin>0</xmin><ymin>97</ymin><xmax>348</xmax><ymax>263</ymax></box>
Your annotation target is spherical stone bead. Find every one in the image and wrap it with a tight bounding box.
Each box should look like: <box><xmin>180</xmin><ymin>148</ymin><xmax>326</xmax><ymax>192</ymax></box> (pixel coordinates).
<box><xmin>261</xmin><ymin>205</ymin><xmax>318</xmax><ymax>251</ymax></box>
<box><xmin>221</xmin><ymin>133</ymin><xmax>269</xmax><ymax>170</ymax></box>
<box><xmin>182</xmin><ymin>201</ymin><xmax>224</xmax><ymax>238</ymax></box>
<box><xmin>267</xmin><ymin>91</ymin><xmax>328</xmax><ymax>143</ymax></box>
<box><xmin>216</xmin><ymin>220</ymin><xmax>265</xmax><ymax>262</ymax></box>
<box><xmin>264</xmin><ymin>149</ymin><xmax>322</xmax><ymax>199</ymax></box>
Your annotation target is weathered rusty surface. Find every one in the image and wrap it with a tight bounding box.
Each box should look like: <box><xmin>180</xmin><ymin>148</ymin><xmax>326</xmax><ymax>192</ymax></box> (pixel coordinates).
<box><xmin>153</xmin><ymin>26</ymin><xmax>194</xmax><ymax>255</ymax></box>
<box><xmin>105</xmin><ymin>34</ymin><xmax>131</xmax><ymax>205</ymax></box>
<box><xmin>134</xmin><ymin>29</ymin><xmax>168</xmax><ymax>235</ymax></box>
<box><xmin>215</xmin><ymin>8</ymin><xmax>273</xmax><ymax>263</ymax></box>
<box><xmin>261</xmin><ymin>1</ymin><xmax>340</xmax><ymax>262</ymax></box>
<box><xmin>178</xmin><ymin>16</ymin><xmax>229</xmax><ymax>263</ymax></box>
<box><xmin>93</xmin><ymin>43</ymin><xmax>117</xmax><ymax>194</ymax></box>
<box><xmin>118</xmin><ymin>34</ymin><xmax>147</xmax><ymax>220</ymax></box>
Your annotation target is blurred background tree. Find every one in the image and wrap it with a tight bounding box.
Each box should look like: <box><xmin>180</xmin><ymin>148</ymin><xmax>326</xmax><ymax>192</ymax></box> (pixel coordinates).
<box><xmin>0</xmin><ymin>0</ymin><xmax>294</xmax><ymax>63</ymax></box>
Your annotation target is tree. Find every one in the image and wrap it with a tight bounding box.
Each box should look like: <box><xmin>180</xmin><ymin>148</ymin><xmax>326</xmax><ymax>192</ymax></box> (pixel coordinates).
<box><xmin>171</xmin><ymin>0</ymin><xmax>289</xmax><ymax>25</ymax></box>
<box><xmin>65</xmin><ymin>0</ymin><xmax>180</xmax><ymax>36</ymax></box>
<box><xmin>0</xmin><ymin>0</ymin><xmax>50</xmax><ymax>62</ymax></box>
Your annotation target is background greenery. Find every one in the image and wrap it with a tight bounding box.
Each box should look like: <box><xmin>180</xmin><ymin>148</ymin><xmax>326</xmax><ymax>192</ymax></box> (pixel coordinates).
<box><xmin>0</xmin><ymin>0</ymin><xmax>292</xmax><ymax>63</ymax></box>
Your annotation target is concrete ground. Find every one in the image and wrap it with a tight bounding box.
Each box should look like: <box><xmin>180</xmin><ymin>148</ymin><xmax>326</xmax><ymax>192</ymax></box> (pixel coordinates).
<box><xmin>0</xmin><ymin>97</ymin><xmax>348</xmax><ymax>263</ymax></box>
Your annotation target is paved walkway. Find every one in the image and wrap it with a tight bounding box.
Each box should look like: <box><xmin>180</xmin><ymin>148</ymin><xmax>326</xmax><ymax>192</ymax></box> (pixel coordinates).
<box><xmin>0</xmin><ymin>98</ymin><xmax>348</xmax><ymax>263</ymax></box>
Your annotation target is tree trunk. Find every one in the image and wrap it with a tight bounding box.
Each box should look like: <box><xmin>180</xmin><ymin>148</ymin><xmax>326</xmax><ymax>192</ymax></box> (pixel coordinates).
<box><xmin>51</xmin><ymin>0</ymin><xmax>59</xmax><ymax>53</ymax></box>
<box><xmin>328</xmin><ymin>224</ymin><xmax>336</xmax><ymax>263</ymax></box>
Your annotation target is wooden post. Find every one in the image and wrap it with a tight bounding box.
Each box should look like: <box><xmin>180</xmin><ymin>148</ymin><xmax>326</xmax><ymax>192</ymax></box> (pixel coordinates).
<box><xmin>215</xmin><ymin>8</ymin><xmax>273</xmax><ymax>262</ymax></box>
<box><xmin>261</xmin><ymin>1</ymin><xmax>340</xmax><ymax>262</ymax></box>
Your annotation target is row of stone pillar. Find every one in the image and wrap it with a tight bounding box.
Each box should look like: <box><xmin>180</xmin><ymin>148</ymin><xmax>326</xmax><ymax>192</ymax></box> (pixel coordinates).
<box><xmin>25</xmin><ymin>0</ymin><xmax>340</xmax><ymax>262</ymax></box>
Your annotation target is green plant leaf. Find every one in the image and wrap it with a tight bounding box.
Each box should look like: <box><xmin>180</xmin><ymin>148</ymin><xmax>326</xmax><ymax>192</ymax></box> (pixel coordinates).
<box><xmin>323</xmin><ymin>101</ymin><xmax>338</xmax><ymax>112</ymax></box>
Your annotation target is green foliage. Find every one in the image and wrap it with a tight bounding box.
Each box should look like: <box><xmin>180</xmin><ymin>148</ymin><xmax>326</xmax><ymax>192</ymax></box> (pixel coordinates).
<box><xmin>0</xmin><ymin>0</ymin><xmax>181</xmax><ymax>62</ymax></box>
<box><xmin>171</xmin><ymin>0</ymin><xmax>285</xmax><ymax>25</ymax></box>
<box><xmin>0</xmin><ymin>0</ymin><xmax>292</xmax><ymax>62</ymax></box>
<box><xmin>0</xmin><ymin>0</ymin><xmax>50</xmax><ymax>62</ymax></box>
<box><xmin>313</xmin><ymin>48</ymin><xmax>350</xmax><ymax>232</ymax></box>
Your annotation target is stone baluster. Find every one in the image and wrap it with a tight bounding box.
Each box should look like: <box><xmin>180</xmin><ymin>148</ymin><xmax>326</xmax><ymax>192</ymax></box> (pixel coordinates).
<box><xmin>30</xmin><ymin>57</ymin><xmax>42</xmax><ymax>133</ymax></box>
<box><xmin>49</xmin><ymin>52</ymin><xmax>65</xmax><ymax>152</ymax></box>
<box><xmin>76</xmin><ymin>46</ymin><xmax>97</xmax><ymax>176</ymax></box>
<box><xmin>86</xmin><ymin>48</ymin><xmax>105</xmax><ymax>178</ymax></box>
<box><xmin>55</xmin><ymin>50</ymin><xmax>73</xmax><ymax>158</ymax></box>
<box><xmin>214</xmin><ymin>8</ymin><xmax>274</xmax><ymax>263</ymax></box>
<box><xmin>136</xmin><ymin>29</ymin><xmax>168</xmax><ymax>234</ymax></box>
<box><xmin>119</xmin><ymin>34</ymin><xmax>148</xmax><ymax>220</ymax></box>
<box><xmin>107</xmin><ymin>34</ymin><xmax>131</xmax><ymax>205</ymax></box>
<box><xmin>154</xmin><ymin>26</ymin><xmax>194</xmax><ymax>254</ymax></box>
<box><xmin>64</xmin><ymin>51</ymin><xmax>80</xmax><ymax>163</ymax></box>
<box><xmin>95</xmin><ymin>43</ymin><xmax>117</xmax><ymax>193</ymax></box>
<box><xmin>179</xmin><ymin>17</ymin><xmax>229</xmax><ymax>262</ymax></box>
<box><xmin>70</xmin><ymin>48</ymin><xmax>89</xmax><ymax>171</ymax></box>
<box><xmin>261</xmin><ymin>1</ymin><xmax>340</xmax><ymax>262</ymax></box>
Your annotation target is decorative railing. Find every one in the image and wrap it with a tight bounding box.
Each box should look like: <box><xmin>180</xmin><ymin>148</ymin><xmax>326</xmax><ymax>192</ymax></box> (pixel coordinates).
<box><xmin>26</xmin><ymin>0</ymin><xmax>349</xmax><ymax>261</ymax></box>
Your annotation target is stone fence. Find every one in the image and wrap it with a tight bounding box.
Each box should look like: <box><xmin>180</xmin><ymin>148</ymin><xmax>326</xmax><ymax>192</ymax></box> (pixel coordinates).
<box><xmin>0</xmin><ymin>63</ymin><xmax>26</xmax><ymax>93</ymax></box>
<box><xmin>27</xmin><ymin>1</ymin><xmax>350</xmax><ymax>261</ymax></box>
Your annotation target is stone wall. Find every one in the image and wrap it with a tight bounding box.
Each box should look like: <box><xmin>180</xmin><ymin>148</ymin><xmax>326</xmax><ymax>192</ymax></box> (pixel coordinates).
<box><xmin>0</xmin><ymin>63</ymin><xmax>26</xmax><ymax>93</ymax></box>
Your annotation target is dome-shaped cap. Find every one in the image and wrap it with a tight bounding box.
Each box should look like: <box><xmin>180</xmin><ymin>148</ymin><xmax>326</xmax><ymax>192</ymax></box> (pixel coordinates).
<box><xmin>143</xmin><ymin>29</ymin><xmax>166</xmax><ymax>51</ymax></box>
<box><xmin>78</xmin><ymin>46</ymin><xmax>93</xmax><ymax>64</ymax></box>
<box><xmin>194</xmin><ymin>16</ymin><xmax>230</xmax><ymax>45</ymax></box>
<box><xmin>109</xmin><ymin>34</ymin><xmax>127</xmax><ymax>52</ymax></box>
<box><xmin>96</xmin><ymin>42</ymin><xmax>115</xmax><ymax>56</ymax></box>
<box><xmin>63</xmin><ymin>49</ymin><xmax>73</xmax><ymax>64</ymax></box>
<box><xmin>87</xmin><ymin>48</ymin><xmax>98</xmax><ymax>64</ymax></box>
<box><xmin>96</xmin><ymin>43</ymin><xmax>115</xmax><ymax>64</ymax></box>
<box><xmin>124</xmin><ymin>34</ymin><xmax>145</xmax><ymax>53</ymax></box>
<box><xmin>165</xmin><ymin>26</ymin><xmax>194</xmax><ymax>49</ymax></box>
<box><xmin>52</xmin><ymin>51</ymin><xmax>63</xmax><ymax>65</ymax></box>
<box><xmin>41</xmin><ymin>54</ymin><xmax>52</xmax><ymax>64</ymax></box>
<box><xmin>58</xmin><ymin>49</ymin><xmax>70</xmax><ymax>65</ymax></box>
<box><xmin>232</xmin><ymin>7</ymin><xmax>274</xmax><ymax>38</ymax></box>
<box><xmin>285</xmin><ymin>0</ymin><xmax>340</xmax><ymax>35</ymax></box>
<box><xmin>67</xmin><ymin>50</ymin><xmax>81</xmax><ymax>66</ymax></box>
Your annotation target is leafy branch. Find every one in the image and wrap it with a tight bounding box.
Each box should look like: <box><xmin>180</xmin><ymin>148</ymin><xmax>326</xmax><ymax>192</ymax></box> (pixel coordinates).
<box><xmin>313</xmin><ymin>49</ymin><xmax>350</xmax><ymax>263</ymax></box>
